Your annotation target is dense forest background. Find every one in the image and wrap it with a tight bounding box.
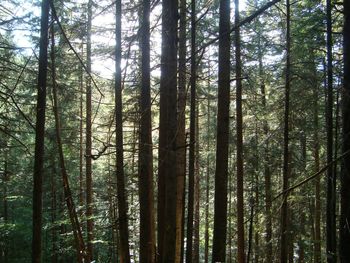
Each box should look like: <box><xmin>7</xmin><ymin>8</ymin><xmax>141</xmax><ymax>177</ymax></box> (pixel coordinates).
<box><xmin>0</xmin><ymin>0</ymin><xmax>350</xmax><ymax>262</ymax></box>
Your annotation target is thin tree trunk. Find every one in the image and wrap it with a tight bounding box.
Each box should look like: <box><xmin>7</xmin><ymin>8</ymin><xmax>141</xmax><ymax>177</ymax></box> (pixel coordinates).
<box><xmin>3</xmin><ymin>136</ymin><xmax>9</xmax><ymax>263</ymax></box>
<box><xmin>280</xmin><ymin>0</ymin><xmax>291</xmax><ymax>261</ymax></box>
<box><xmin>326</xmin><ymin>0</ymin><xmax>336</xmax><ymax>260</ymax></box>
<box><xmin>258</xmin><ymin>32</ymin><xmax>273</xmax><ymax>263</ymax></box>
<box><xmin>228</xmin><ymin>154</ymin><xmax>233</xmax><ymax>263</ymax></box>
<box><xmin>50</xmin><ymin>27</ymin><xmax>90</xmax><ymax>263</ymax></box>
<box><xmin>246</xmin><ymin>200</ymin><xmax>253</xmax><ymax>263</ymax></box>
<box><xmin>212</xmin><ymin>0</ymin><xmax>230</xmax><ymax>260</ymax></box>
<box><xmin>193</xmin><ymin>104</ymin><xmax>200</xmax><ymax>263</ymax></box>
<box><xmin>115</xmin><ymin>0</ymin><xmax>131</xmax><ymax>261</ymax></box>
<box><xmin>204</xmin><ymin>84</ymin><xmax>211</xmax><ymax>263</ymax></box>
<box><xmin>175</xmin><ymin>0</ymin><xmax>187</xmax><ymax>260</ymax></box>
<box><xmin>253</xmin><ymin>128</ymin><xmax>259</xmax><ymax>263</ymax></box>
<box><xmin>79</xmin><ymin>44</ymin><xmax>84</xmax><ymax>213</ymax></box>
<box><xmin>235</xmin><ymin>0</ymin><xmax>245</xmax><ymax>261</ymax></box>
<box><xmin>139</xmin><ymin>0</ymin><xmax>155</xmax><ymax>261</ymax></box>
<box><xmin>313</xmin><ymin>71</ymin><xmax>321</xmax><ymax>263</ymax></box>
<box><xmin>340</xmin><ymin>0</ymin><xmax>350</xmax><ymax>261</ymax></box>
<box><xmin>86</xmin><ymin>0</ymin><xmax>94</xmax><ymax>259</ymax></box>
<box><xmin>186</xmin><ymin>0</ymin><xmax>196</xmax><ymax>261</ymax></box>
<box><xmin>32</xmin><ymin>1</ymin><xmax>49</xmax><ymax>262</ymax></box>
<box><xmin>50</xmin><ymin>160</ymin><xmax>58</xmax><ymax>263</ymax></box>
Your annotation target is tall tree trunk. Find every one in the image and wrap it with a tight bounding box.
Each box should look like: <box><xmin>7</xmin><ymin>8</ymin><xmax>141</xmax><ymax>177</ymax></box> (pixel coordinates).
<box><xmin>253</xmin><ymin>128</ymin><xmax>259</xmax><ymax>263</ymax></box>
<box><xmin>204</xmin><ymin>84</ymin><xmax>211</xmax><ymax>263</ymax></box>
<box><xmin>212</xmin><ymin>0</ymin><xmax>230</xmax><ymax>260</ymax></box>
<box><xmin>175</xmin><ymin>0</ymin><xmax>187</xmax><ymax>260</ymax></box>
<box><xmin>280</xmin><ymin>0</ymin><xmax>291</xmax><ymax>261</ymax></box>
<box><xmin>86</xmin><ymin>0</ymin><xmax>94</xmax><ymax>259</ymax></box>
<box><xmin>158</xmin><ymin>0</ymin><xmax>178</xmax><ymax>260</ymax></box>
<box><xmin>79</xmin><ymin>44</ymin><xmax>84</xmax><ymax>214</ymax></box>
<box><xmin>326</xmin><ymin>0</ymin><xmax>336</xmax><ymax>260</ymax></box>
<box><xmin>186</xmin><ymin>0</ymin><xmax>196</xmax><ymax>261</ymax></box>
<box><xmin>193</xmin><ymin>104</ymin><xmax>200</xmax><ymax>263</ymax></box>
<box><xmin>139</xmin><ymin>0</ymin><xmax>155</xmax><ymax>260</ymax></box>
<box><xmin>340</xmin><ymin>0</ymin><xmax>350</xmax><ymax>261</ymax></box>
<box><xmin>32</xmin><ymin>1</ymin><xmax>49</xmax><ymax>262</ymax></box>
<box><xmin>50</xmin><ymin>160</ymin><xmax>58</xmax><ymax>263</ymax></box>
<box><xmin>3</xmin><ymin>135</ymin><xmax>9</xmax><ymax>263</ymax></box>
<box><xmin>246</xmin><ymin>200</ymin><xmax>254</xmax><ymax>263</ymax></box>
<box><xmin>313</xmin><ymin>69</ymin><xmax>321</xmax><ymax>263</ymax></box>
<box><xmin>115</xmin><ymin>0</ymin><xmax>131</xmax><ymax>262</ymax></box>
<box><xmin>235</xmin><ymin>0</ymin><xmax>245</xmax><ymax>261</ymax></box>
<box><xmin>259</xmin><ymin>35</ymin><xmax>272</xmax><ymax>263</ymax></box>
<box><xmin>50</xmin><ymin>27</ymin><xmax>90</xmax><ymax>263</ymax></box>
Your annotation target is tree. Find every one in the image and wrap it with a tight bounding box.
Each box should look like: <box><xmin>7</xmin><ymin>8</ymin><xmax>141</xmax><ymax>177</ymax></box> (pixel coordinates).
<box><xmin>31</xmin><ymin>1</ymin><xmax>49</xmax><ymax>262</ymax></box>
<box><xmin>138</xmin><ymin>0</ymin><xmax>155</xmax><ymax>260</ymax></box>
<box><xmin>280</xmin><ymin>0</ymin><xmax>291</xmax><ymax>261</ymax></box>
<box><xmin>175</xmin><ymin>0</ymin><xmax>187</xmax><ymax>260</ymax></box>
<box><xmin>158</xmin><ymin>0</ymin><xmax>178</xmax><ymax>261</ymax></box>
<box><xmin>234</xmin><ymin>0</ymin><xmax>245</xmax><ymax>261</ymax></box>
<box><xmin>212</xmin><ymin>0</ymin><xmax>230</xmax><ymax>260</ymax></box>
<box><xmin>186</xmin><ymin>0</ymin><xmax>197</xmax><ymax>261</ymax></box>
<box><xmin>340</xmin><ymin>0</ymin><xmax>350</xmax><ymax>261</ymax></box>
<box><xmin>326</xmin><ymin>0</ymin><xmax>336</xmax><ymax>260</ymax></box>
<box><xmin>115</xmin><ymin>0</ymin><xmax>131</xmax><ymax>261</ymax></box>
<box><xmin>85</xmin><ymin>0</ymin><xmax>94</xmax><ymax>258</ymax></box>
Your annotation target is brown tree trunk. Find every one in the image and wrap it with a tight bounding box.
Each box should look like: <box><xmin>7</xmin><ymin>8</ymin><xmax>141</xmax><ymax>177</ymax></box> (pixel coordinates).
<box><xmin>193</xmin><ymin>105</ymin><xmax>200</xmax><ymax>263</ymax></box>
<box><xmin>313</xmin><ymin>72</ymin><xmax>321</xmax><ymax>263</ymax></box>
<box><xmin>235</xmin><ymin>0</ymin><xmax>245</xmax><ymax>261</ymax></box>
<box><xmin>204</xmin><ymin>84</ymin><xmax>211</xmax><ymax>263</ymax></box>
<box><xmin>258</xmin><ymin>35</ymin><xmax>272</xmax><ymax>263</ymax></box>
<box><xmin>340</xmin><ymin>0</ymin><xmax>350</xmax><ymax>261</ymax></box>
<box><xmin>186</xmin><ymin>0</ymin><xmax>197</xmax><ymax>261</ymax></box>
<box><xmin>212</xmin><ymin>0</ymin><xmax>230</xmax><ymax>260</ymax></box>
<box><xmin>139</xmin><ymin>0</ymin><xmax>155</xmax><ymax>260</ymax></box>
<box><xmin>115</xmin><ymin>0</ymin><xmax>131</xmax><ymax>261</ymax></box>
<box><xmin>79</xmin><ymin>44</ymin><xmax>84</xmax><ymax>214</ymax></box>
<box><xmin>50</xmin><ymin>160</ymin><xmax>58</xmax><ymax>263</ymax></box>
<box><xmin>280</xmin><ymin>0</ymin><xmax>291</xmax><ymax>261</ymax></box>
<box><xmin>32</xmin><ymin>1</ymin><xmax>49</xmax><ymax>262</ymax></box>
<box><xmin>3</xmin><ymin>137</ymin><xmax>9</xmax><ymax>263</ymax></box>
<box><xmin>326</xmin><ymin>0</ymin><xmax>336</xmax><ymax>260</ymax></box>
<box><xmin>158</xmin><ymin>0</ymin><xmax>178</xmax><ymax>260</ymax></box>
<box><xmin>85</xmin><ymin>0</ymin><xmax>94</xmax><ymax>259</ymax></box>
<box><xmin>175</xmin><ymin>0</ymin><xmax>187</xmax><ymax>260</ymax></box>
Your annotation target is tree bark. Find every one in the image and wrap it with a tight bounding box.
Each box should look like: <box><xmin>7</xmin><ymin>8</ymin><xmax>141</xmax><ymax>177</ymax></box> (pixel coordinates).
<box><xmin>175</xmin><ymin>0</ymin><xmax>187</xmax><ymax>260</ymax></box>
<box><xmin>115</xmin><ymin>0</ymin><xmax>131</xmax><ymax>261</ymax></box>
<box><xmin>32</xmin><ymin>1</ymin><xmax>49</xmax><ymax>262</ymax></box>
<box><xmin>313</xmin><ymin>66</ymin><xmax>321</xmax><ymax>263</ymax></box>
<box><xmin>139</xmin><ymin>0</ymin><xmax>155</xmax><ymax>260</ymax></box>
<box><xmin>186</xmin><ymin>0</ymin><xmax>196</xmax><ymax>261</ymax></box>
<box><xmin>79</xmin><ymin>44</ymin><xmax>84</xmax><ymax>214</ymax></box>
<box><xmin>3</xmin><ymin>132</ymin><xmax>9</xmax><ymax>263</ymax></box>
<box><xmin>340</xmin><ymin>0</ymin><xmax>350</xmax><ymax>260</ymax></box>
<box><xmin>193</xmin><ymin>104</ymin><xmax>200</xmax><ymax>263</ymax></box>
<box><xmin>204</xmin><ymin>83</ymin><xmax>211</xmax><ymax>263</ymax></box>
<box><xmin>212</xmin><ymin>0</ymin><xmax>230</xmax><ymax>260</ymax></box>
<box><xmin>235</xmin><ymin>0</ymin><xmax>245</xmax><ymax>261</ymax></box>
<box><xmin>280</xmin><ymin>0</ymin><xmax>291</xmax><ymax>261</ymax></box>
<box><xmin>326</xmin><ymin>0</ymin><xmax>336</xmax><ymax>260</ymax></box>
<box><xmin>158</xmin><ymin>0</ymin><xmax>178</xmax><ymax>261</ymax></box>
<box><xmin>86</xmin><ymin>0</ymin><xmax>94</xmax><ymax>259</ymax></box>
<box><xmin>258</xmin><ymin>30</ymin><xmax>273</xmax><ymax>263</ymax></box>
